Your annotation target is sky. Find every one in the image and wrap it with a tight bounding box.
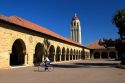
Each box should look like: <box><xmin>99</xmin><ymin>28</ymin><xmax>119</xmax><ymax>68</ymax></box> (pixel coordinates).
<box><xmin>0</xmin><ymin>0</ymin><xmax>125</xmax><ymax>46</ymax></box>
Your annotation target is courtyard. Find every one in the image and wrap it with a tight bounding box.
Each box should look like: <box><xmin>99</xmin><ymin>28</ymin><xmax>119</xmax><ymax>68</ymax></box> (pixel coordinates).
<box><xmin>0</xmin><ymin>59</ymin><xmax>125</xmax><ymax>83</ymax></box>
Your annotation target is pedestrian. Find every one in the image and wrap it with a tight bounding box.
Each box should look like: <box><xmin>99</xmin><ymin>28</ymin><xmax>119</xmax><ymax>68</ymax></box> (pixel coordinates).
<box><xmin>44</xmin><ymin>56</ymin><xmax>50</xmax><ymax>70</ymax></box>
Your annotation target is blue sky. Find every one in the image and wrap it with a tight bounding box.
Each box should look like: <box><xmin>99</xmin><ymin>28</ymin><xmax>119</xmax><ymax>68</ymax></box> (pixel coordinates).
<box><xmin>0</xmin><ymin>0</ymin><xmax>125</xmax><ymax>46</ymax></box>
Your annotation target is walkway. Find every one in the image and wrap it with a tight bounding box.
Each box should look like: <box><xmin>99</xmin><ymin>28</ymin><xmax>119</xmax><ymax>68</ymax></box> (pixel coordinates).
<box><xmin>0</xmin><ymin>59</ymin><xmax>125</xmax><ymax>83</ymax></box>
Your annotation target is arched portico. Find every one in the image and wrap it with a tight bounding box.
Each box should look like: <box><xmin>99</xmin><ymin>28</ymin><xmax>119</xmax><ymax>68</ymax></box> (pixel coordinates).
<box><xmin>73</xmin><ymin>49</ymin><xmax>76</xmax><ymax>60</ymax></box>
<box><xmin>94</xmin><ymin>52</ymin><xmax>100</xmax><ymax>59</ymax></box>
<box><xmin>33</xmin><ymin>43</ymin><xmax>44</xmax><ymax>65</ymax></box>
<box><xmin>66</xmin><ymin>48</ymin><xmax>69</xmax><ymax>61</ymax></box>
<box><xmin>0</xmin><ymin>15</ymin><xmax>88</xmax><ymax>69</ymax></box>
<box><xmin>76</xmin><ymin>50</ymin><xmax>78</xmax><ymax>60</ymax></box>
<box><xmin>109</xmin><ymin>52</ymin><xmax>116</xmax><ymax>59</ymax></box>
<box><xmin>70</xmin><ymin>49</ymin><xmax>73</xmax><ymax>60</ymax></box>
<box><xmin>56</xmin><ymin>46</ymin><xmax>61</xmax><ymax>61</ymax></box>
<box><xmin>102</xmin><ymin>52</ymin><xmax>108</xmax><ymax>59</ymax></box>
<box><xmin>49</xmin><ymin>45</ymin><xmax>55</xmax><ymax>62</ymax></box>
<box><xmin>79</xmin><ymin>50</ymin><xmax>81</xmax><ymax>59</ymax></box>
<box><xmin>81</xmin><ymin>50</ymin><xmax>85</xmax><ymax>60</ymax></box>
<box><xmin>10</xmin><ymin>39</ymin><xmax>26</xmax><ymax>66</ymax></box>
<box><xmin>62</xmin><ymin>47</ymin><xmax>66</xmax><ymax>61</ymax></box>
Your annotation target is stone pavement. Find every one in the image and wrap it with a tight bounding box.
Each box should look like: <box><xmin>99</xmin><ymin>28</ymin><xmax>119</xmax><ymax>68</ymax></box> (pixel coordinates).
<box><xmin>0</xmin><ymin>59</ymin><xmax>125</xmax><ymax>83</ymax></box>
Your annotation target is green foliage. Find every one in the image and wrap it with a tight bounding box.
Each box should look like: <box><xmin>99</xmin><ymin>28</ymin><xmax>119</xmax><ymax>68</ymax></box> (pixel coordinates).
<box><xmin>113</xmin><ymin>9</ymin><xmax>125</xmax><ymax>29</ymax></box>
<box><xmin>99</xmin><ymin>39</ymin><xmax>115</xmax><ymax>48</ymax></box>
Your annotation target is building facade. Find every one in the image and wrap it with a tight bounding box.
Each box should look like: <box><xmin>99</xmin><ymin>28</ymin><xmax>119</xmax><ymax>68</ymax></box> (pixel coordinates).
<box><xmin>70</xmin><ymin>14</ymin><xmax>82</xmax><ymax>44</ymax></box>
<box><xmin>0</xmin><ymin>15</ymin><xmax>89</xmax><ymax>69</ymax></box>
<box><xmin>86</xmin><ymin>40</ymin><xmax>118</xmax><ymax>59</ymax></box>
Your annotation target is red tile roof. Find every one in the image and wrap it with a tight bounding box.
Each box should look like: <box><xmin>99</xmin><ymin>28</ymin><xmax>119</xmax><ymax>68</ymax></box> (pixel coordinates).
<box><xmin>0</xmin><ymin>15</ymin><xmax>88</xmax><ymax>48</ymax></box>
<box><xmin>86</xmin><ymin>40</ymin><xmax>105</xmax><ymax>49</ymax></box>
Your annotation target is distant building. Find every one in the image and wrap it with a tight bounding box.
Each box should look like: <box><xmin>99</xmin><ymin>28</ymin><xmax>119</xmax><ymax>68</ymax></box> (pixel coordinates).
<box><xmin>70</xmin><ymin>14</ymin><xmax>82</xmax><ymax>44</ymax></box>
<box><xmin>86</xmin><ymin>40</ymin><xmax>118</xmax><ymax>59</ymax></box>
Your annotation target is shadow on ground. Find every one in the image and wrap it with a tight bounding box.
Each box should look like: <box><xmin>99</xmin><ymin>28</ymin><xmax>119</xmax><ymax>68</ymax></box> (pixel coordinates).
<box><xmin>52</xmin><ymin>62</ymin><xmax>120</xmax><ymax>68</ymax></box>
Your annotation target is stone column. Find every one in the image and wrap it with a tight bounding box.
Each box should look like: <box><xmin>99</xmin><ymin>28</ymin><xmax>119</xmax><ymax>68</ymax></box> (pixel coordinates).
<box><xmin>59</xmin><ymin>53</ymin><xmax>62</xmax><ymax>62</ymax></box>
<box><xmin>68</xmin><ymin>53</ymin><xmax>70</xmax><ymax>61</ymax></box>
<box><xmin>91</xmin><ymin>53</ymin><xmax>94</xmax><ymax>59</ymax></box>
<box><xmin>75</xmin><ymin>55</ymin><xmax>77</xmax><ymax>60</ymax></box>
<box><xmin>53</xmin><ymin>54</ymin><xmax>56</xmax><ymax>62</ymax></box>
<box><xmin>64</xmin><ymin>53</ymin><xmax>66</xmax><ymax>61</ymax></box>
<box><xmin>116</xmin><ymin>52</ymin><xmax>118</xmax><ymax>60</ymax></box>
<box><xmin>108</xmin><ymin>52</ymin><xmax>110</xmax><ymax>59</ymax></box>
<box><xmin>100</xmin><ymin>52</ymin><xmax>102</xmax><ymax>59</ymax></box>
<box><xmin>72</xmin><ymin>55</ymin><xmax>74</xmax><ymax>60</ymax></box>
<box><xmin>25</xmin><ymin>53</ymin><xmax>28</xmax><ymax>65</ymax></box>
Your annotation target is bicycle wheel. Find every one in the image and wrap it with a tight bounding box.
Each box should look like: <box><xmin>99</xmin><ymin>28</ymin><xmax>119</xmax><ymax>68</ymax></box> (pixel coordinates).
<box><xmin>38</xmin><ymin>63</ymin><xmax>45</xmax><ymax>72</ymax></box>
<box><xmin>48</xmin><ymin>65</ymin><xmax>54</xmax><ymax>72</ymax></box>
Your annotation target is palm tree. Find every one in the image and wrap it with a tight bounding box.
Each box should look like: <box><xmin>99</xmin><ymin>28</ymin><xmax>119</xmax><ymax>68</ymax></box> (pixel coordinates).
<box><xmin>113</xmin><ymin>9</ymin><xmax>125</xmax><ymax>65</ymax></box>
<box><xmin>113</xmin><ymin>9</ymin><xmax>125</xmax><ymax>39</ymax></box>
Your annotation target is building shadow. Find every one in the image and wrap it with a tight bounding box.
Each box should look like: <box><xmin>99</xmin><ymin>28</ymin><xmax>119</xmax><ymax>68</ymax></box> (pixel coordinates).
<box><xmin>52</xmin><ymin>62</ymin><xmax>120</xmax><ymax>68</ymax></box>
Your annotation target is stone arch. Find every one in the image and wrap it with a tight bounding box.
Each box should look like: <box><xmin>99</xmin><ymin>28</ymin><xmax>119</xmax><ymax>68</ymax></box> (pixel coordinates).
<box><xmin>70</xmin><ymin>49</ymin><xmax>73</xmax><ymax>60</ymax></box>
<box><xmin>94</xmin><ymin>52</ymin><xmax>100</xmax><ymax>59</ymax></box>
<box><xmin>76</xmin><ymin>50</ymin><xmax>79</xmax><ymax>60</ymax></box>
<box><xmin>73</xmin><ymin>49</ymin><xmax>76</xmax><ymax>60</ymax></box>
<box><xmin>10</xmin><ymin>39</ymin><xmax>26</xmax><ymax>66</ymax></box>
<box><xmin>49</xmin><ymin>45</ymin><xmax>55</xmax><ymax>62</ymax></box>
<box><xmin>66</xmin><ymin>48</ymin><xmax>69</xmax><ymax>60</ymax></box>
<box><xmin>79</xmin><ymin>50</ymin><xmax>81</xmax><ymax>59</ymax></box>
<box><xmin>56</xmin><ymin>46</ymin><xmax>61</xmax><ymax>61</ymax></box>
<box><xmin>81</xmin><ymin>50</ymin><xmax>85</xmax><ymax>60</ymax></box>
<box><xmin>102</xmin><ymin>52</ymin><xmax>108</xmax><ymax>59</ymax></box>
<box><xmin>62</xmin><ymin>47</ymin><xmax>65</xmax><ymax>61</ymax></box>
<box><xmin>33</xmin><ymin>42</ymin><xmax>44</xmax><ymax>65</ymax></box>
<box><xmin>109</xmin><ymin>52</ymin><xmax>116</xmax><ymax>59</ymax></box>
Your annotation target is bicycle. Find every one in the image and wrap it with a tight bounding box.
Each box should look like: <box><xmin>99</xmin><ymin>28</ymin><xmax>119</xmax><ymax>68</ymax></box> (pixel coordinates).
<box><xmin>38</xmin><ymin>62</ymin><xmax>54</xmax><ymax>72</ymax></box>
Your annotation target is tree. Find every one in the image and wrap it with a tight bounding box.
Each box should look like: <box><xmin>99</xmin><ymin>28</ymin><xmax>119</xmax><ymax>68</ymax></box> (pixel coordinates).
<box><xmin>99</xmin><ymin>9</ymin><xmax>125</xmax><ymax>65</ymax></box>
<box><xmin>112</xmin><ymin>9</ymin><xmax>125</xmax><ymax>65</ymax></box>
<box><xmin>43</xmin><ymin>38</ymin><xmax>50</xmax><ymax>57</ymax></box>
<box><xmin>113</xmin><ymin>9</ymin><xmax>125</xmax><ymax>39</ymax></box>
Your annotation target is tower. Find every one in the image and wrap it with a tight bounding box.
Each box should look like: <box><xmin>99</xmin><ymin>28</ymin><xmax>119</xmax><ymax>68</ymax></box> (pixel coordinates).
<box><xmin>70</xmin><ymin>14</ymin><xmax>82</xmax><ymax>44</ymax></box>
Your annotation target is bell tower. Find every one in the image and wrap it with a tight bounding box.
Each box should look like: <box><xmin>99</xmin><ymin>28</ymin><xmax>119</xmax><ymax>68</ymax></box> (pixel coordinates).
<box><xmin>70</xmin><ymin>14</ymin><xmax>82</xmax><ymax>44</ymax></box>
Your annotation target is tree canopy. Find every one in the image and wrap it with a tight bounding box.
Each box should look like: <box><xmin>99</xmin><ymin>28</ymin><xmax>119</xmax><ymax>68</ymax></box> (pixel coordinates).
<box><xmin>113</xmin><ymin>9</ymin><xmax>125</xmax><ymax>29</ymax></box>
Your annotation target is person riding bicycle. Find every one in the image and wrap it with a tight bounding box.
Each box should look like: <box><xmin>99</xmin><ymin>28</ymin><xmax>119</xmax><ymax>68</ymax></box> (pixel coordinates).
<box><xmin>44</xmin><ymin>56</ymin><xmax>50</xmax><ymax>70</ymax></box>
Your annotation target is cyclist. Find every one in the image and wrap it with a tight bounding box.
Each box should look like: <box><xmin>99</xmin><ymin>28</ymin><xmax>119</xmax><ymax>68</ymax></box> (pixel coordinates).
<box><xmin>44</xmin><ymin>56</ymin><xmax>50</xmax><ymax>70</ymax></box>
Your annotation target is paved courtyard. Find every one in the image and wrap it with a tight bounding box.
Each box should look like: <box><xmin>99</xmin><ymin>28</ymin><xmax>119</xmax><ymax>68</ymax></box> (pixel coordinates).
<box><xmin>0</xmin><ymin>59</ymin><xmax>125</xmax><ymax>83</ymax></box>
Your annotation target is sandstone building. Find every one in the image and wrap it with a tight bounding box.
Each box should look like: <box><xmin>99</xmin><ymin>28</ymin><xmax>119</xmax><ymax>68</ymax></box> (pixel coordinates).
<box><xmin>87</xmin><ymin>40</ymin><xmax>118</xmax><ymax>59</ymax></box>
<box><xmin>0</xmin><ymin>15</ymin><xmax>90</xmax><ymax>69</ymax></box>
